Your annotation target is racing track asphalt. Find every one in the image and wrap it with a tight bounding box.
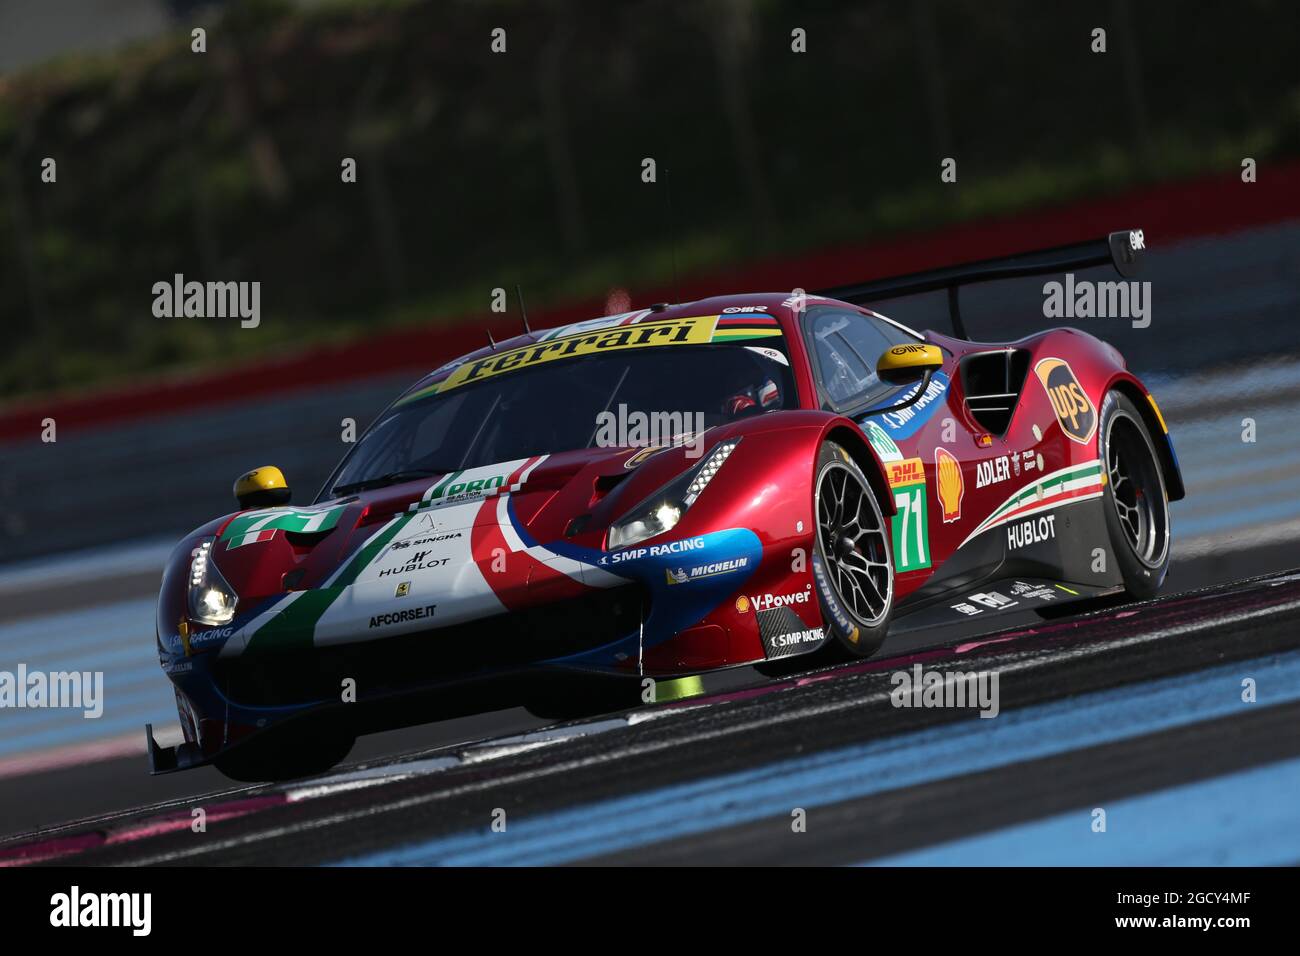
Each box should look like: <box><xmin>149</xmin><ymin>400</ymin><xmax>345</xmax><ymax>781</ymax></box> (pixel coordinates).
<box><xmin>0</xmin><ymin>537</ymin><xmax>1288</xmax><ymax>840</ymax></box>
<box><xmin>3</xmin><ymin>567</ymin><xmax>1297</xmax><ymax>866</ymax></box>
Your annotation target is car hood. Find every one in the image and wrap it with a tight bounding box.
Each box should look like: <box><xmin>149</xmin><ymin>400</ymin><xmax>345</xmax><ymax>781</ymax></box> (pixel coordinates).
<box><xmin>205</xmin><ymin>441</ymin><xmax>708</xmax><ymax>655</ymax></box>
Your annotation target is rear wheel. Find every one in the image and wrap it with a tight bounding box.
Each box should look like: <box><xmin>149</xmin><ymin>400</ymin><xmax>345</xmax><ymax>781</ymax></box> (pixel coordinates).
<box><xmin>1098</xmin><ymin>391</ymin><xmax>1171</xmax><ymax>599</ymax></box>
<box><xmin>811</xmin><ymin>441</ymin><xmax>894</xmax><ymax>657</ymax></box>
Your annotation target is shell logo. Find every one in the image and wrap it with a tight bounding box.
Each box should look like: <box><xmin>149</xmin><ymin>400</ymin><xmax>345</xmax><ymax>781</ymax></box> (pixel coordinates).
<box><xmin>735</xmin><ymin>595</ymin><xmax>751</xmax><ymax>613</ymax></box>
<box><xmin>935</xmin><ymin>447</ymin><xmax>964</xmax><ymax>523</ymax></box>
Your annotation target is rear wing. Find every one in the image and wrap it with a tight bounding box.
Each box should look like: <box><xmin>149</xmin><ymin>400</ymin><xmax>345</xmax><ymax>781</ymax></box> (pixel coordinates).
<box><xmin>816</xmin><ymin>229</ymin><xmax>1146</xmax><ymax>339</ymax></box>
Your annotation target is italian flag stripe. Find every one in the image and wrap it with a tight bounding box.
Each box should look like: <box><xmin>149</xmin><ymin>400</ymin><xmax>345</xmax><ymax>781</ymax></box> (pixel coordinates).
<box><xmin>418</xmin><ymin>470</ymin><xmax>462</xmax><ymax>508</ymax></box>
<box><xmin>992</xmin><ymin>484</ymin><xmax>1103</xmax><ymax>526</ymax></box>
<box><xmin>959</xmin><ymin>461</ymin><xmax>1105</xmax><ymax>549</ymax></box>
<box><xmin>335</xmin><ymin>513</ymin><xmax>411</xmax><ymax>587</ymax></box>
<box><xmin>234</xmin><ymin>529</ymin><xmax>277</xmax><ymax>547</ymax></box>
<box><xmin>986</xmin><ymin>461</ymin><xmax>1103</xmax><ymax>521</ymax></box>
<box><xmin>504</xmin><ymin>456</ymin><xmax>540</xmax><ymax>491</ymax></box>
<box><xmin>245</xmin><ymin>514</ymin><xmax>412</xmax><ymax>654</ymax></box>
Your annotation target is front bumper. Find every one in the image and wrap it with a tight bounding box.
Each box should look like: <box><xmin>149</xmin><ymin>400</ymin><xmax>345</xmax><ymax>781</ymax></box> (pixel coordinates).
<box><xmin>153</xmin><ymin>584</ymin><xmax>648</xmax><ymax>772</ymax></box>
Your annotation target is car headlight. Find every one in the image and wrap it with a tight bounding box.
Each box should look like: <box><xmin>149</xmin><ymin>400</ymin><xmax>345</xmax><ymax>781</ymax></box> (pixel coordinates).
<box><xmin>187</xmin><ymin>538</ymin><xmax>238</xmax><ymax>626</ymax></box>
<box><xmin>607</xmin><ymin>439</ymin><xmax>739</xmax><ymax>550</ymax></box>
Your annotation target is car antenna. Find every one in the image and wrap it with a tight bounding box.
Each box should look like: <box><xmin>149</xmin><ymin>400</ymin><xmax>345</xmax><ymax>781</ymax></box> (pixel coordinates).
<box><xmin>664</xmin><ymin>165</ymin><xmax>681</xmax><ymax>305</ymax></box>
<box><xmin>485</xmin><ymin>327</ymin><xmax>496</xmax><ymax>350</ymax></box>
<box><xmin>516</xmin><ymin>284</ymin><xmax>531</xmax><ymax>334</ymax></box>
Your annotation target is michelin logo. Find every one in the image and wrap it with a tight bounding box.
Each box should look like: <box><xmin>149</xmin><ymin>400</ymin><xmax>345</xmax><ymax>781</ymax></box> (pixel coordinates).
<box><xmin>665</xmin><ymin>557</ymin><xmax>749</xmax><ymax>585</ymax></box>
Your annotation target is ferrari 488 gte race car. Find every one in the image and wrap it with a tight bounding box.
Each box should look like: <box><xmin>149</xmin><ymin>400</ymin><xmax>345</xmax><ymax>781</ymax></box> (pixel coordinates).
<box><xmin>151</xmin><ymin>229</ymin><xmax>1182</xmax><ymax>779</ymax></box>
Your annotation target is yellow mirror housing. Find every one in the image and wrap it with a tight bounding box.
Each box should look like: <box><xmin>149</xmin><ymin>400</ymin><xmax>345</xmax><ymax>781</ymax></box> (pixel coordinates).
<box><xmin>234</xmin><ymin>465</ymin><xmax>291</xmax><ymax>510</ymax></box>
<box><xmin>876</xmin><ymin>343</ymin><xmax>944</xmax><ymax>385</ymax></box>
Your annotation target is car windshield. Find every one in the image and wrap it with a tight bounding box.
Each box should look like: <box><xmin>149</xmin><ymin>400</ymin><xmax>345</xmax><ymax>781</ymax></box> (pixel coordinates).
<box><xmin>324</xmin><ymin>340</ymin><xmax>797</xmax><ymax>497</ymax></box>
<box><xmin>806</xmin><ymin>306</ymin><xmax>921</xmax><ymax>410</ymax></box>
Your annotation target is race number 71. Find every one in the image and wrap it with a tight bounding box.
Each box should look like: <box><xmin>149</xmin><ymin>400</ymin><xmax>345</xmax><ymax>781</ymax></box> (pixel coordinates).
<box><xmin>891</xmin><ymin>485</ymin><xmax>931</xmax><ymax>572</ymax></box>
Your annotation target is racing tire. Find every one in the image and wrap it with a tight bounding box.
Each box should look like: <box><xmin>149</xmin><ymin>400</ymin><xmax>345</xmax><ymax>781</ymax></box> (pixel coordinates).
<box><xmin>1097</xmin><ymin>391</ymin><xmax>1171</xmax><ymax>600</ymax></box>
<box><xmin>811</xmin><ymin>440</ymin><xmax>894</xmax><ymax>658</ymax></box>
<box><xmin>213</xmin><ymin>724</ymin><xmax>356</xmax><ymax>782</ymax></box>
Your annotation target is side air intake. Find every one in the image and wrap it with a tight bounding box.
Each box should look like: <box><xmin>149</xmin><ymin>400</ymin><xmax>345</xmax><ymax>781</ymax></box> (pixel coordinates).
<box><xmin>960</xmin><ymin>349</ymin><xmax>1030</xmax><ymax>435</ymax></box>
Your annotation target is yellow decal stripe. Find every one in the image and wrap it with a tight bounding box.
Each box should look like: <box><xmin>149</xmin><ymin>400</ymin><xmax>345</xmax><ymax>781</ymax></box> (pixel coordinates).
<box><xmin>1146</xmin><ymin>392</ymin><xmax>1169</xmax><ymax>434</ymax></box>
<box><xmin>437</xmin><ymin>315</ymin><xmax>719</xmax><ymax>393</ymax></box>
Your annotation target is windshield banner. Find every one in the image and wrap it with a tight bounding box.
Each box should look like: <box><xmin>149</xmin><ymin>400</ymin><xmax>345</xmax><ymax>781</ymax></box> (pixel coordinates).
<box><xmin>403</xmin><ymin>313</ymin><xmax>784</xmax><ymax>401</ymax></box>
<box><xmin>439</xmin><ymin>315</ymin><xmax>717</xmax><ymax>393</ymax></box>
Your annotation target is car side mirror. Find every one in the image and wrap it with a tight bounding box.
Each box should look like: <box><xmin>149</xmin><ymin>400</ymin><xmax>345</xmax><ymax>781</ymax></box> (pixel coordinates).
<box><xmin>234</xmin><ymin>466</ymin><xmax>292</xmax><ymax>510</ymax></box>
<box><xmin>876</xmin><ymin>343</ymin><xmax>945</xmax><ymax>385</ymax></box>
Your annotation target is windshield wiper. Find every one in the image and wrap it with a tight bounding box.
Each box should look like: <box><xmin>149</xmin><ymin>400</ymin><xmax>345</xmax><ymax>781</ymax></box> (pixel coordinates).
<box><xmin>331</xmin><ymin>469</ymin><xmax>447</xmax><ymax>495</ymax></box>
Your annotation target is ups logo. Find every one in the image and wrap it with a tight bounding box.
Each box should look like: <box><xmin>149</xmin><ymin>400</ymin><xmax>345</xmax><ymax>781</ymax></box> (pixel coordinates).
<box><xmin>1035</xmin><ymin>358</ymin><xmax>1097</xmax><ymax>444</ymax></box>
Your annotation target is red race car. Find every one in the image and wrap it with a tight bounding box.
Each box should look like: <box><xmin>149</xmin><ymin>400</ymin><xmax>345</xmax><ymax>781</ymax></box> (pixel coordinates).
<box><xmin>151</xmin><ymin>228</ymin><xmax>1181</xmax><ymax>779</ymax></box>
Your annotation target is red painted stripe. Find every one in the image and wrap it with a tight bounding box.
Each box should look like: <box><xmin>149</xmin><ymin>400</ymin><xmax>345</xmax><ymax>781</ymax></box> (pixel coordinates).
<box><xmin>716</xmin><ymin>315</ymin><xmax>779</xmax><ymax>326</ymax></box>
<box><xmin>0</xmin><ymin>731</ymin><xmax>148</xmax><ymax>781</ymax></box>
<box><xmin>0</xmin><ymin>795</ymin><xmax>286</xmax><ymax>866</ymax></box>
<box><xmin>4</xmin><ymin>162</ymin><xmax>1298</xmax><ymax>442</ymax></box>
<box><xmin>468</xmin><ymin>500</ymin><xmax>518</xmax><ymax>589</ymax></box>
<box><xmin>469</xmin><ymin>495</ymin><xmax>586</xmax><ymax>610</ymax></box>
<box><xmin>505</xmin><ymin>455</ymin><xmax>540</xmax><ymax>489</ymax></box>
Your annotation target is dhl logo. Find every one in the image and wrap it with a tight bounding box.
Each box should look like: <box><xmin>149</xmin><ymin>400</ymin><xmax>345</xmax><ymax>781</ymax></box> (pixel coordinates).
<box><xmin>887</xmin><ymin>457</ymin><xmax>925</xmax><ymax>488</ymax></box>
<box><xmin>1035</xmin><ymin>357</ymin><xmax>1097</xmax><ymax>445</ymax></box>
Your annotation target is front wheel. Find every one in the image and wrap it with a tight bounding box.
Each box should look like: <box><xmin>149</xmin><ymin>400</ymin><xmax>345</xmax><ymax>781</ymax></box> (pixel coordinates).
<box><xmin>1097</xmin><ymin>391</ymin><xmax>1171</xmax><ymax>599</ymax></box>
<box><xmin>811</xmin><ymin>441</ymin><xmax>894</xmax><ymax>658</ymax></box>
<box><xmin>213</xmin><ymin>723</ymin><xmax>356</xmax><ymax>782</ymax></box>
